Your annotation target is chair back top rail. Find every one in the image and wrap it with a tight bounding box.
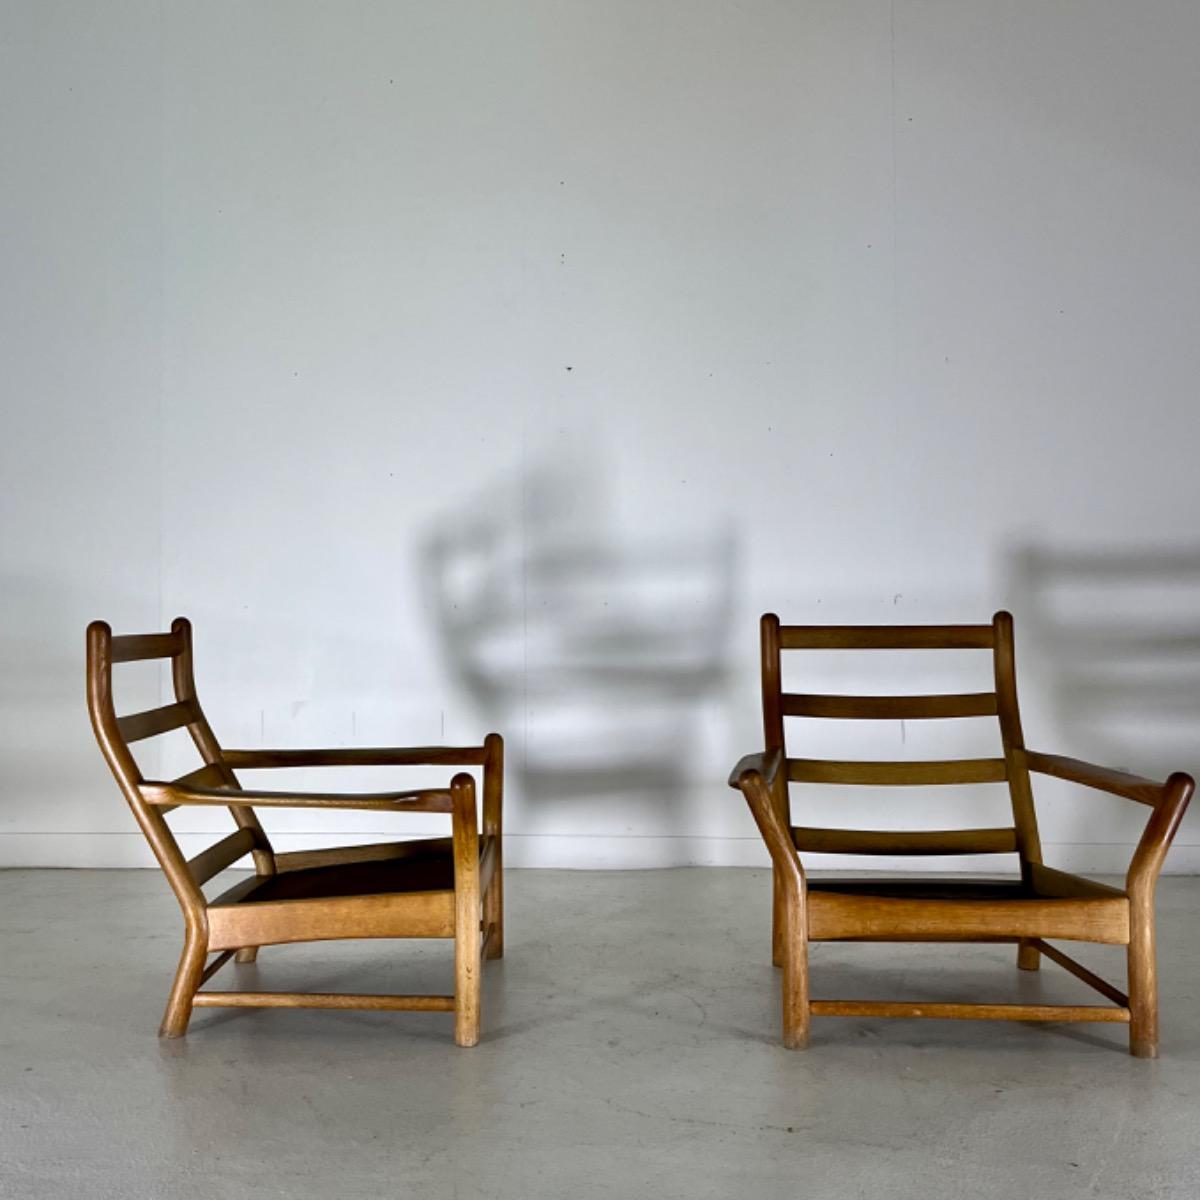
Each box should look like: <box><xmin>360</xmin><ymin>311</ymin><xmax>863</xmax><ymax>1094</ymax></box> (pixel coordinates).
<box><xmin>777</xmin><ymin>623</ymin><xmax>995</xmax><ymax>650</ymax></box>
<box><xmin>109</xmin><ymin>630</ymin><xmax>184</xmax><ymax>662</ymax></box>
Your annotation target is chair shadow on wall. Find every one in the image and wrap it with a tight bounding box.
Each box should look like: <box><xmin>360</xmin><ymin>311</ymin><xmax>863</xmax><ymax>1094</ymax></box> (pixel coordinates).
<box><xmin>419</xmin><ymin>456</ymin><xmax>736</xmax><ymax>834</ymax></box>
<box><xmin>1010</xmin><ymin>543</ymin><xmax>1200</xmax><ymax>790</ymax></box>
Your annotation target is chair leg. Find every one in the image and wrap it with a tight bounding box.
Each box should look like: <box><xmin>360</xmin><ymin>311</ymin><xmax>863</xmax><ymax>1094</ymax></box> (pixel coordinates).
<box><xmin>455</xmin><ymin>921</ymin><xmax>482</xmax><ymax>1047</ymax></box>
<box><xmin>1017</xmin><ymin>938</ymin><xmax>1040</xmax><ymax>971</ymax></box>
<box><xmin>780</xmin><ymin>902</ymin><xmax>810</xmax><ymax>1049</ymax></box>
<box><xmin>1128</xmin><ymin>922</ymin><xmax>1158</xmax><ymax>1058</ymax></box>
<box><xmin>235</xmin><ymin>946</ymin><xmax>259</xmax><ymax>964</ymax></box>
<box><xmin>451</xmin><ymin>774</ymin><xmax>483</xmax><ymax>1047</ymax></box>
<box><xmin>771</xmin><ymin>868</ymin><xmax>784</xmax><ymax>968</ymax></box>
<box><xmin>159</xmin><ymin>932</ymin><xmax>207</xmax><ymax>1039</ymax></box>
<box><xmin>484</xmin><ymin>860</ymin><xmax>503</xmax><ymax>960</ymax></box>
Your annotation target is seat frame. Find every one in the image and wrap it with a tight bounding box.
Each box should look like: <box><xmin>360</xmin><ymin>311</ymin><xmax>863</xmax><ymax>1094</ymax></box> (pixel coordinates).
<box><xmin>87</xmin><ymin>618</ymin><xmax>503</xmax><ymax>1046</ymax></box>
<box><xmin>729</xmin><ymin>611</ymin><xmax>1193</xmax><ymax>1056</ymax></box>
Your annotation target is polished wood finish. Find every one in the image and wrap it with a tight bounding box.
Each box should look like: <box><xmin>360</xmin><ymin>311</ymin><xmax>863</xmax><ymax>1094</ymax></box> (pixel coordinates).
<box><xmin>786</xmin><ymin>757</ymin><xmax>1007</xmax><ymax>786</ymax></box>
<box><xmin>109</xmin><ymin>630</ymin><xmax>183</xmax><ymax>662</ymax></box>
<box><xmin>778</xmin><ymin>624</ymin><xmax>995</xmax><ymax>650</ymax></box>
<box><xmin>206</xmin><ymin>890</ymin><xmax>457</xmax><ymax>950</ymax></box>
<box><xmin>482</xmin><ymin>733</ymin><xmax>504</xmax><ymax>959</ymax></box>
<box><xmin>172</xmin><ymin>763</ymin><xmax>228</xmax><ymax>790</ymax></box>
<box><xmin>792</xmin><ymin>826</ymin><xmax>1017</xmax><ymax>856</ymax></box>
<box><xmin>1027</xmin><ymin>939</ymin><xmax>1129</xmax><ymax>1007</ymax></box>
<box><xmin>805</xmin><ymin>886</ymin><xmax>1129</xmax><ymax>944</ymax></box>
<box><xmin>760</xmin><ymin>617</ymin><xmax>788</xmax><ymax>969</ymax></box>
<box><xmin>193</xmin><ymin>991</ymin><xmax>456</xmax><ymax>1012</ymax></box>
<box><xmin>730</xmin><ymin>611</ymin><xmax>1193</xmax><ymax>1056</ymax></box>
<box><xmin>782</xmin><ymin>692</ymin><xmax>999</xmax><ymax>720</ymax></box>
<box><xmin>736</xmin><ymin>763</ymin><xmax>808</xmax><ymax>1047</ymax></box>
<box><xmin>86</xmin><ymin>617</ymin><xmax>503</xmax><ymax>1045</ymax></box>
<box><xmin>221</xmin><ymin>745</ymin><xmax>489</xmax><ymax>769</ymax></box>
<box><xmin>809</xmin><ymin>1000</ymin><xmax>1130</xmax><ymax>1023</ymax></box>
<box><xmin>1024</xmin><ymin>750</ymin><xmax>1164</xmax><ymax>807</ymax></box>
<box><xmin>143</xmin><ymin>782</ymin><xmax>455</xmax><ymax>813</ymax></box>
<box><xmin>451</xmin><ymin>773</ymin><xmax>482</xmax><ymax>1046</ymax></box>
<box><xmin>198</xmin><ymin>950</ymin><xmax>237</xmax><ymax>986</ymax></box>
<box><xmin>993</xmin><ymin>610</ymin><xmax>1043</xmax><ymax>969</ymax></box>
<box><xmin>116</xmin><ymin>700</ymin><xmax>198</xmax><ymax>743</ymax></box>
<box><xmin>188</xmin><ymin>828</ymin><xmax>258</xmax><ymax>886</ymax></box>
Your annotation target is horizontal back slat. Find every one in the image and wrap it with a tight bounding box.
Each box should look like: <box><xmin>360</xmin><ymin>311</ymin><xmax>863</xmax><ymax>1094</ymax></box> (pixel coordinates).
<box><xmin>791</xmin><ymin>826</ymin><xmax>1018</xmax><ymax>855</ymax></box>
<box><xmin>110</xmin><ymin>631</ymin><xmax>182</xmax><ymax>663</ymax></box>
<box><xmin>779</xmin><ymin>624</ymin><xmax>995</xmax><ymax>650</ymax></box>
<box><xmin>117</xmin><ymin>700</ymin><xmax>197</xmax><ymax>743</ymax></box>
<box><xmin>188</xmin><ymin>828</ymin><xmax>257</xmax><ymax>885</ymax></box>
<box><xmin>781</xmin><ymin>692</ymin><xmax>999</xmax><ymax>720</ymax></box>
<box><xmin>787</xmin><ymin>757</ymin><xmax>1008</xmax><ymax>786</ymax></box>
<box><xmin>221</xmin><ymin>745</ymin><xmax>489</xmax><ymax>769</ymax></box>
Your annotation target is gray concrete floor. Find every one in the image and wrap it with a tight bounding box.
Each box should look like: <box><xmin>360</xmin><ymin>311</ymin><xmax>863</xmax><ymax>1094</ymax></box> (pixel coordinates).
<box><xmin>1</xmin><ymin>868</ymin><xmax>1199</xmax><ymax>1199</ymax></box>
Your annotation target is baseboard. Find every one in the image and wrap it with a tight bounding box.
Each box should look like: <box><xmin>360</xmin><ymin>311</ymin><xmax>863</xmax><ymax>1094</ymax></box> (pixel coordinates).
<box><xmin>3</xmin><ymin>832</ymin><xmax>1199</xmax><ymax>874</ymax></box>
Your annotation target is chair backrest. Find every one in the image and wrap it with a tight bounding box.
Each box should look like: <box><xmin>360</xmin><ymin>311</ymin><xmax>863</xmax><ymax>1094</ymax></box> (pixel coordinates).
<box><xmin>86</xmin><ymin>618</ymin><xmax>274</xmax><ymax>916</ymax></box>
<box><xmin>760</xmin><ymin>611</ymin><xmax>1041</xmax><ymax>866</ymax></box>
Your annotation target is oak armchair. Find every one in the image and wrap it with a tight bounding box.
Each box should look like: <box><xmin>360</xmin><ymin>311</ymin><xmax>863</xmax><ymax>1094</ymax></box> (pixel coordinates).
<box><xmin>86</xmin><ymin>618</ymin><xmax>503</xmax><ymax>1046</ymax></box>
<box><xmin>729</xmin><ymin>612</ymin><xmax>1193</xmax><ymax>1056</ymax></box>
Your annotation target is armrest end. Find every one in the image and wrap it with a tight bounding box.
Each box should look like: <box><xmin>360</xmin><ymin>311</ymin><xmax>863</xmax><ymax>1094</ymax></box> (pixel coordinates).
<box><xmin>1127</xmin><ymin>772</ymin><xmax>1194</xmax><ymax>895</ymax></box>
<box><xmin>728</xmin><ymin>747</ymin><xmax>784</xmax><ymax>790</ymax></box>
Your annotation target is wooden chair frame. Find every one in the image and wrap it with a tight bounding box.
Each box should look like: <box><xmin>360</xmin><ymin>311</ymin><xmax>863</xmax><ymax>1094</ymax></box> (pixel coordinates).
<box><xmin>729</xmin><ymin>611</ymin><xmax>1193</xmax><ymax>1056</ymax></box>
<box><xmin>86</xmin><ymin>618</ymin><xmax>503</xmax><ymax>1046</ymax></box>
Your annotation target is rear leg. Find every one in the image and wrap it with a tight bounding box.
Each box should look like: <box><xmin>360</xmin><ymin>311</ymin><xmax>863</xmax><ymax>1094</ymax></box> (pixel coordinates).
<box><xmin>1017</xmin><ymin>938</ymin><xmax>1040</xmax><ymax>971</ymax></box>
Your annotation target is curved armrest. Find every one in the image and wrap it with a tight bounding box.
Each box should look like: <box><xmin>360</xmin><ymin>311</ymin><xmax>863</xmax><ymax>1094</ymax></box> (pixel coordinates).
<box><xmin>1024</xmin><ymin>750</ymin><xmax>1169</xmax><ymax>808</ymax></box>
<box><xmin>221</xmin><ymin>746</ymin><xmax>488</xmax><ymax>769</ymax></box>
<box><xmin>1128</xmin><ymin>772</ymin><xmax>1195</xmax><ymax>896</ymax></box>
<box><xmin>142</xmin><ymin>782</ymin><xmax>454</xmax><ymax>813</ymax></box>
<box><xmin>727</xmin><ymin>748</ymin><xmax>803</xmax><ymax>894</ymax></box>
<box><xmin>220</xmin><ymin>733</ymin><xmax>504</xmax><ymax>832</ymax></box>
<box><xmin>1023</xmin><ymin>751</ymin><xmax>1194</xmax><ymax>894</ymax></box>
<box><xmin>728</xmin><ymin>747</ymin><xmax>784</xmax><ymax>789</ymax></box>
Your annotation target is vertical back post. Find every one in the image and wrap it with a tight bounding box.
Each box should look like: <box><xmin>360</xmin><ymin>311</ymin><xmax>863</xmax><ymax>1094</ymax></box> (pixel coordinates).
<box><xmin>169</xmin><ymin>617</ymin><xmax>276</xmax><ymax>878</ymax></box>
<box><xmin>761</xmin><ymin>613</ymin><xmax>789</xmax><ymax>967</ymax></box>
<box><xmin>482</xmin><ymin>732</ymin><xmax>504</xmax><ymax>959</ymax></box>
<box><xmin>86</xmin><ymin>621</ymin><xmax>210</xmax><ymax>1025</ymax></box>
<box><xmin>86</xmin><ymin>621</ymin><xmax>202</xmax><ymax>906</ymax></box>
<box><xmin>993</xmin><ymin>610</ymin><xmax>1044</xmax><ymax>970</ymax></box>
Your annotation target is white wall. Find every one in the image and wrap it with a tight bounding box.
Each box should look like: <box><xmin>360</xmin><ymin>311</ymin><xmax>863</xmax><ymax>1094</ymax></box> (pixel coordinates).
<box><xmin>4</xmin><ymin>2</ymin><xmax>1200</xmax><ymax>871</ymax></box>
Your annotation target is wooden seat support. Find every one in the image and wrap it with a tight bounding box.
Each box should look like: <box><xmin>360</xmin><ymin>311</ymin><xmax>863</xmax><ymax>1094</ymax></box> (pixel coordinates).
<box><xmin>87</xmin><ymin>618</ymin><xmax>504</xmax><ymax>1046</ymax></box>
<box><xmin>729</xmin><ymin>612</ymin><xmax>1193</xmax><ymax>1056</ymax></box>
